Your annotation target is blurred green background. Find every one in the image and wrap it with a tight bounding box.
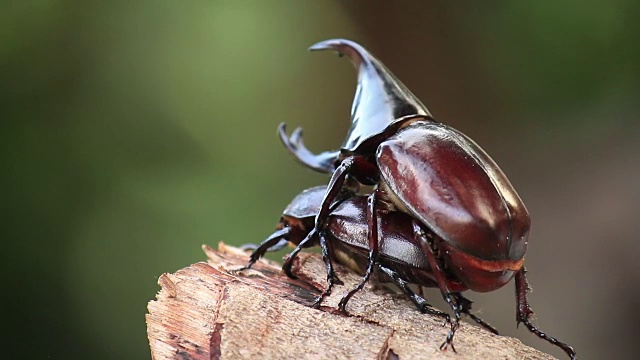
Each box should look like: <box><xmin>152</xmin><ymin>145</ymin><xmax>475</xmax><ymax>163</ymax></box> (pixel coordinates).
<box><xmin>2</xmin><ymin>1</ymin><xmax>639</xmax><ymax>359</ymax></box>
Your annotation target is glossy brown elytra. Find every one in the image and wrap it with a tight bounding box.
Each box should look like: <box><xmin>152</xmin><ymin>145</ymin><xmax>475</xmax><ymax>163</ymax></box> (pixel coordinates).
<box><xmin>277</xmin><ymin>39</ymin><xmax>576</xmax><ymax>359</ymax></box>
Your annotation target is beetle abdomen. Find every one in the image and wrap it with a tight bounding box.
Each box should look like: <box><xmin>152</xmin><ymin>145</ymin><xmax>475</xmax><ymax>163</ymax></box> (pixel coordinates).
<box><xmin>377</xmin><ymin>122</ymin><xmax>530</xmax><ymax>261</ymax></box>
<box><xmin>330</xmin><ymin>197</ymin><xmax>430</xmax><ymax>269</ymax></box>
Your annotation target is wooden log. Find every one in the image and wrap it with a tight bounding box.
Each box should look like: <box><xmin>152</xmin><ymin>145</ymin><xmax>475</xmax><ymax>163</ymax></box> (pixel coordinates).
<box><xmin>146</xmin><ymin>243</ymin><xmax>555</xmax><ymax>359</ymax></box>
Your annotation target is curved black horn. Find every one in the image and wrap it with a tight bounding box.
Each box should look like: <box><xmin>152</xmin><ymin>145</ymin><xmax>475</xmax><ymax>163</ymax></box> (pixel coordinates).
<box><xmin>309</xmin><ymin>39</ymin><xmax>432</xmax><ymax>152</ymax></box>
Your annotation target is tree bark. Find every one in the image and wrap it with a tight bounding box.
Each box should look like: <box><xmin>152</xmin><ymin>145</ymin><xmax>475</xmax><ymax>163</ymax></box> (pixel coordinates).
<box><xmin>146</xmin><ymin>243</ymin><xmax>555</xmax><ymax>359</ymax></box>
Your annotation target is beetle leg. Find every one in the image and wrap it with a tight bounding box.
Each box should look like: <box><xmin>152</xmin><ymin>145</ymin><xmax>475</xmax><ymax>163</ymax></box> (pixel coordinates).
<box><xmin>239</xmin><ymin>228</ymin><xmax>291</xmax><ymax>270</ymax></box>
<box><xmin>455</xmin><ymin>293</ymin><xmax>499</xmax><ymax>335</ymax></box>
<box><xmin>315</xmin><ymin>158</ymin><xmax>353</xmax><ymax>230</ymax></box>
<box><xmin>282</xmin><ymin>228</ymin><xmax>318</xmax><ymax>279</ymax></box>
<box><xmin>377</xmin><ymin>264</ymin><xmax>451</xmax><ymax>324</ymax></box>
<box><xmin>278</xmin><ymin>123</ymin><xmax>340</xmax><ymax>174</ymax></box>
<box><xmin>337</xmin><ymin>191</ymin><xmax>380</xmax><ymax>312</ymax></box>
<box><xmin>413</xmin><ymin>221</ymin><xmax>460</xmax><ymax>353</ymax></box>
<box><xmin>315</xmin><ymin>155</ymin><xmax>376</xmax><ymax>231</ymax></box>
<box><xmin>515</xmin><ymin>267</ymin><xmax>577</xmax><ymax>360</ymax></box>
<box><xmin>312</xmin><ymin>230</ymin><xmax>343</xmax><ymax>308</ymax></box>
<box><xmin>239</xmin><ymin>238</ymin><xmax>289</xmax><ymax>253</ymax></box>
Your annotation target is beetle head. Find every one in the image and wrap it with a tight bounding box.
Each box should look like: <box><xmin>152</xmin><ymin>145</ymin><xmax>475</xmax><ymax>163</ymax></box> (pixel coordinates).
<box><xmin>309</xmin><ymin>39</ymin><xmax>432</xmax><ymax>153</ymax></box>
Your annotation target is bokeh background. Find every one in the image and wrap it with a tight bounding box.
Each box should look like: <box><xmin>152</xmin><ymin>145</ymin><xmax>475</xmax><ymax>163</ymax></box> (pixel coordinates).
<box><xmin>2</xmin><ymin>1</ymin><xmax>639</xmax><ymax>359</ymax></box>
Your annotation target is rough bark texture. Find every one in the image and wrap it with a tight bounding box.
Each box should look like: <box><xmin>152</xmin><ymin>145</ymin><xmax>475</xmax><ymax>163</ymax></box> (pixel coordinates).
<box><xmin>146</xmin><ymin>243</ymin><xmax>555</xmax><ymax>360</ymax></box>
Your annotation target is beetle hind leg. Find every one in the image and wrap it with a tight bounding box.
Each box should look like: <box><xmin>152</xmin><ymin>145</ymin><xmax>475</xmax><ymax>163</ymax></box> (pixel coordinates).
<box><xmin>377</xmin><ymin>264</ymin><xmax>451</xmax><ymax>324</ymax></box>
<box><xmin>515</xmin><ymin>267</ymin><xmax>577</xmax><ymax>360</ymax></box>
<box><xmin>413</xmin><ymin>221</ymin><xmax>461</xmax><ymax>352</ymax></box>
<box><xmin>455</xmin><ymin>293</ymin><xmax>499</xmax><ymax>335</ymax></box>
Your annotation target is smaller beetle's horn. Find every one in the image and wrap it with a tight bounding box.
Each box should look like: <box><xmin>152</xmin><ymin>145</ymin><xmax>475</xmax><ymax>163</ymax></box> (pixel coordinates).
<box><xmin>309</xmin><ymin>39</ymin><xmax>432</xmax><ymax>151</ymax></box>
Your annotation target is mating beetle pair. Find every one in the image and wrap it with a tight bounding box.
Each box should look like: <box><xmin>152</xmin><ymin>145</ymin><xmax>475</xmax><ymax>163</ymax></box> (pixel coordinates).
<box><xmin>243</xmin><ymin>185</ymin><xmax>499</xmax><ymax>335</ymax></box>
<box><xmin>243</xmin><ymin>39</ymin><xmax>576</xmax><ymax>359</ymax></box>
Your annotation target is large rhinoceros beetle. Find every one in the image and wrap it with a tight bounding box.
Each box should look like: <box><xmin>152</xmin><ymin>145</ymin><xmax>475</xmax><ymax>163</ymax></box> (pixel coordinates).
<box><xmin>278</xmin><ymin>39</ymin><xmax>576</xmax><ymax>359</ymax></box>
<box><xmin>241</xmin><ymin>185</ymin><xmax>499</xmax><ymax>335</ymax></box>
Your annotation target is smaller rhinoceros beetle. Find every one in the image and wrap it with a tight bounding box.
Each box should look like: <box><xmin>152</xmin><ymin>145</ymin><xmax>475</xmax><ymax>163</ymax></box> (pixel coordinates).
<box><xmin>276</xmin><ymin>39</ymin><xmax>576</xmax><ymax>359</ymax></box>
<box><xmin>241</xmin><ymin>185</ymin><xmax>499</xmax><ymax>335</ymax></box>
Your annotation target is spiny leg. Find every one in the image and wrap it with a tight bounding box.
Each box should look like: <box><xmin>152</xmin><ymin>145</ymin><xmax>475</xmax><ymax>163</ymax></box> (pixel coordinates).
<box><xmin>515</xmin><ymin>267</ymin><xmax>576</xmax><ymax>360</ymax></box>
<box><xmin>282</xmin><ymin>229</ymin><xmax>317</xmax><ymax>279</ymax></box>
<box><xmin>414</xmin><ymin>221</ymin><xmax>461</xmax><ymax>353</ymax></box>
<box><xmin>314</xmin><ymin>155</ymin><xmax>376</xmax><ymax>231</ymax></box>
<box><xmin>240</xmin><ymin>238</ymin><xmax>289</xmax><ymax>252</ymax></box>
<box><xmin>338</xmin><ymin>191</ymin><xmax>380</xmax><ymax>312</ymax></box>
<box><xmin>377</xmin><ymin>264</ymin><xmax>450</xmax><ymax>324</ymax></box>
<box><xmin>309</xmin><ymin>155</ymin><xmax>372</xmax><ymax>312</ymax></box>
<box><xmin>455</xmin><ymin>293</ymin><xmax>499</xmax><ymax>335</ymax></box>
<box><xmin>314</xmin><ymin>157</ymin><xmax>355</xmax><ymax>230</ymax></box>
<box><xmin>239</xmin><ymin>228</ymin><xmax>291</xmax><ymax>270</ymax></box>
<box><xmin>312</xmin><ymin>231</ymin><xmax>343</xmax><ymax>307</ymax></box>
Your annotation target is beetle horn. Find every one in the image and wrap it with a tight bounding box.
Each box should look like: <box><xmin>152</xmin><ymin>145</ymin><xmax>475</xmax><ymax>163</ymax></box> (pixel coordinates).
<box><xmin>309</xmin><ymin>39</ymin><xmax>432</xmax><ymax>151</ymax></box>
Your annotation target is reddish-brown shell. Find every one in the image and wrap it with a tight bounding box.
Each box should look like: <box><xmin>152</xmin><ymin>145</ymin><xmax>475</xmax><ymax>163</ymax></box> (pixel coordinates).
<box><xmin>377</xmin><ymin>122</ymin><xmax>530</xmax><ymax>261</ymax></box>
<box><xmin>328</xmin><ymin>195</ymin><xmax>467</xmax><ymax>292</ymax></box>
<box><xmin>330</xmin><ymin>196</ymin><xmax>430</xmax><ymax>270</ymax></box>
<box><xmin>282</xmin><ymin>185</ymin><xmax>327</xmax><ymax>220</ymax></box>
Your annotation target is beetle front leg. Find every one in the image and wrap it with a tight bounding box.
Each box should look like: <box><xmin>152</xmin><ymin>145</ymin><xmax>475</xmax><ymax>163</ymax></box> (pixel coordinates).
<box><xmin>337</xmin><ymin>190</ymin><xmax>380</xmax><ymax>312</ymax></box>
<box><xmin>239</xmin><ymin>227</ymin><xmax>291</xmax><ymax>270</ymax></box>
<box><xmin>315</xmin><ymin>155</ymin><xmax>376</xmax><ymax>230</ymax></box>
<box><xmin>413</xmin><ymin>221</ymin><xmax>461</xmax><ymax>353</ymax></box>
<box><xmin>239</xmin><ymin>238</ymin><xmax>289</xmax><ymax>253</ymax></box>
<box><xmin>515</xmin><ymin>267</ymin><xmax>577</xmax><ymax>360</ymax></box>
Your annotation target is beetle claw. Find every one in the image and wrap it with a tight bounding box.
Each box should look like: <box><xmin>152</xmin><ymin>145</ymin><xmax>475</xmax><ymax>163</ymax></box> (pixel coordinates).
<box><xmin>337</xmin><ymin>298</ymin><xmax>348</xmax><ymax>313</ymax></box>
<box><xmin>282</xmin><ymin>256</ymin><xmax>298</xmax><ymax>279</ymax></box>
<box><xmin>439</xmin><ymin>340</ymin><xmax>457</xmax><ymax>353</ymax></box>
<box><xmin>312</xmin><ymin>287</ymin><xmax>331</xmax><ymax>308</ymax></box>
<box><xmin>312</xmin><ymin>296</ymin><xmax>324</xmax><ymax>308</ymax></box>
<box><xmin>331</xmin><ymin>274</ymin><xmax>344</xmax><ymax>286</ymax></box>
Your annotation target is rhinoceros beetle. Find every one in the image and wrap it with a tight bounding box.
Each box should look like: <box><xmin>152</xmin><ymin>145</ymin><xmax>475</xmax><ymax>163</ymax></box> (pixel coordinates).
<box><xmin>241</xmin><ymin>185</ymin><xmax>499</xmax><ymax>335</ymax></box>
<box><xmin>277</xmin><ymin>39</ymin><xmax>575</xmax><ymax>359</ymax></box>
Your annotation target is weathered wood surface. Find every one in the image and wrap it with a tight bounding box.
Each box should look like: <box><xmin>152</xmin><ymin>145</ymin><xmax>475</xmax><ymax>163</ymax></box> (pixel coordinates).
<box><xmin>146</xmin><ymin>243</ymin><xmax>555</xmax><ymax>359</ymax></box>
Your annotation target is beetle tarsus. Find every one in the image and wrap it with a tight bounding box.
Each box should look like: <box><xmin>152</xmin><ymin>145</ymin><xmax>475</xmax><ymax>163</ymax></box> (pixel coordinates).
<box><xmin>376</xmin><ymin>264</ymin><xmax>451</xmax><ymax>324</ymax></box>
<box><xmin>282</xmin><ymin>229</ymin><xmax>317</xmax><ymax>279</ymax></box>
<box><xmin>240</xmin><ymin>228</ymin><xmax>291</xmax><ymax>271</ymax></box>
<box><xmin>311</xmin><ymin>230</ymin><xmax>343</xmax><ymax>308</ymax></box>
<box><xmin>415</xmin><ymin>220</ymin><xmax>462</xmax><ymax>351</ymax></box>
<box><xmin>515</xmin><ymin>268</ymin><xmax>577</xmax><ymax>359</ymax></box>
<box><xmin>438</xmin><ymin>291</ymin><xmax>461</xmax><ymax>353</ymax></box>
<box><xmin>455</xmin><ymin>293</ymin><xmax>499</xmax><ymax>335</ymax></box>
